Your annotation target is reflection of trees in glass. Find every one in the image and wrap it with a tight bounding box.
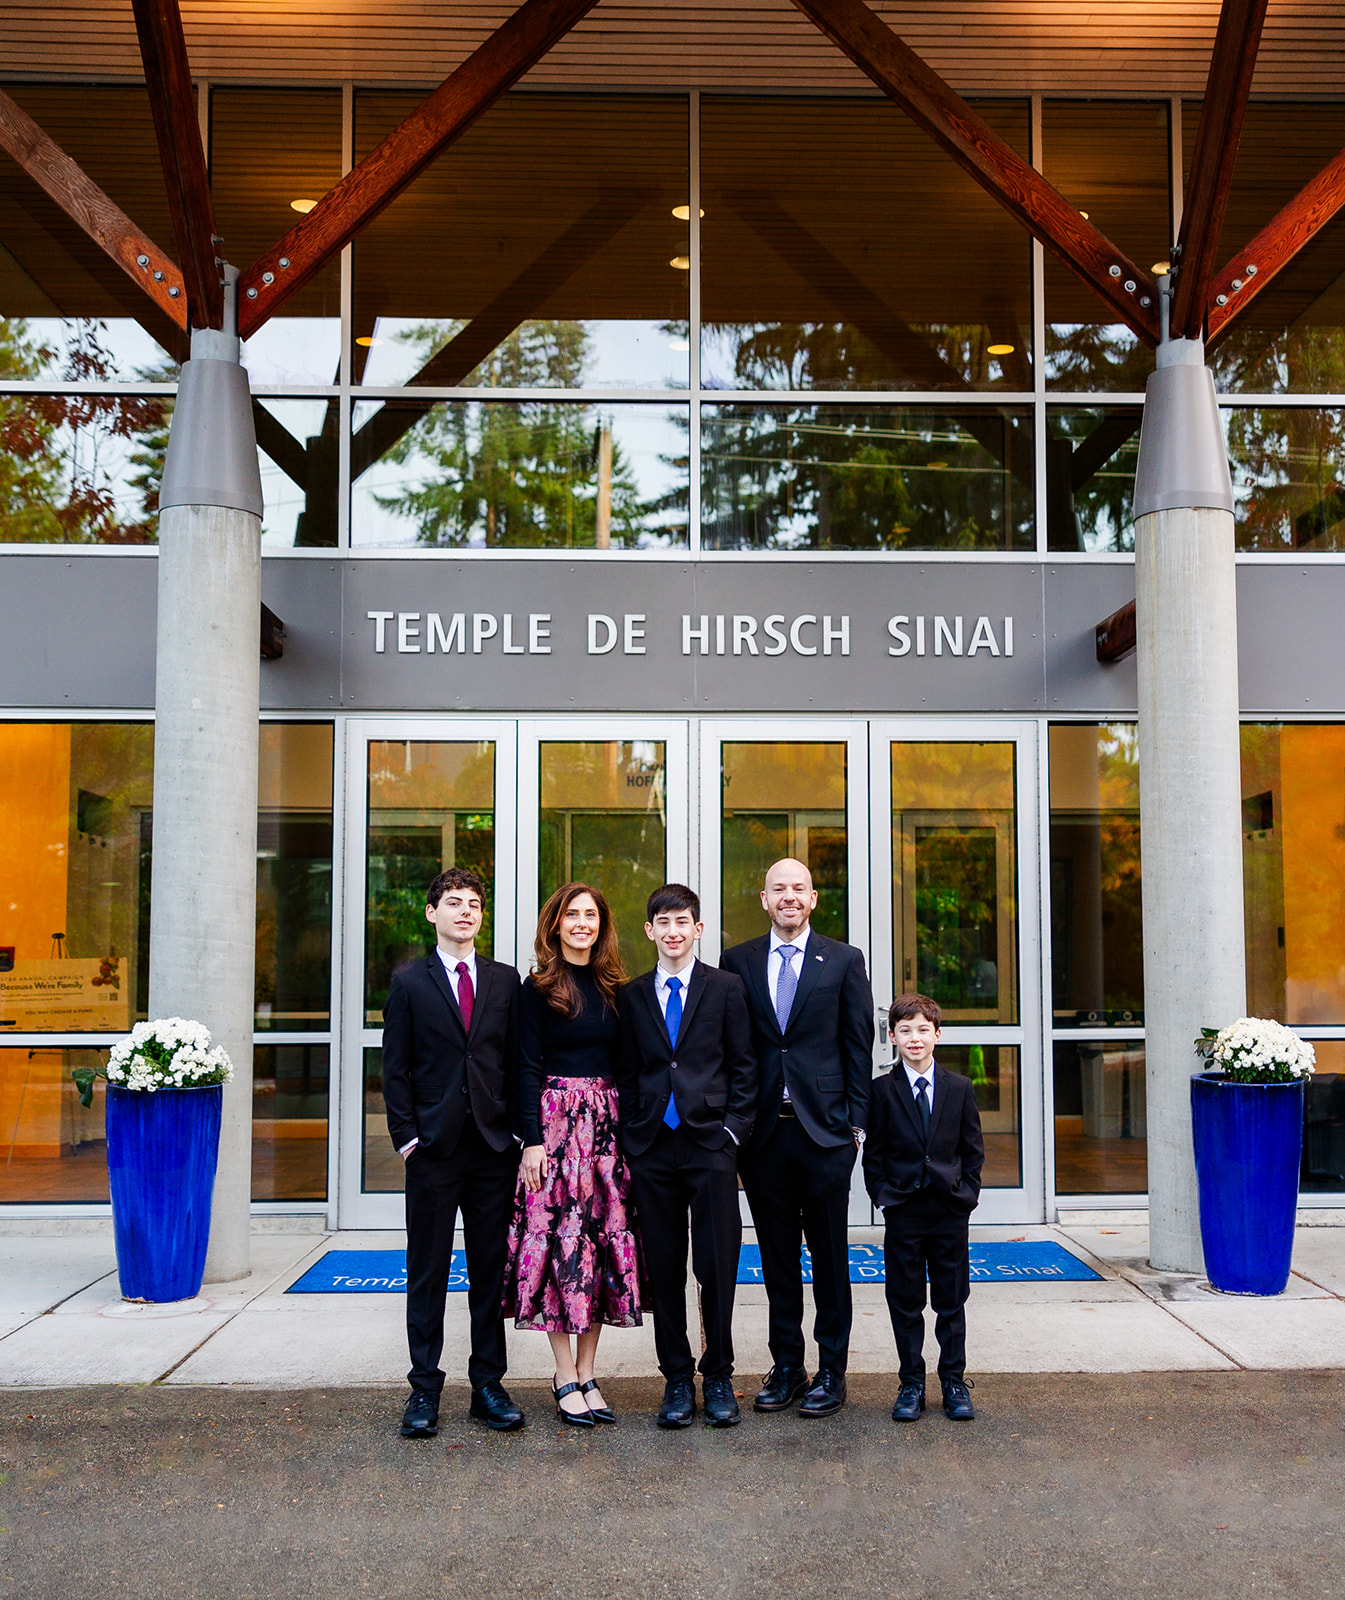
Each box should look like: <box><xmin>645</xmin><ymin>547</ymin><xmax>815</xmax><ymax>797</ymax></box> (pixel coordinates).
<box><xmin>1047</xmin><ymin>409</ymin><xmax>1141</xmax><ymax>553</ymax></box>
<box><xmin>373</xmin><ymin>321</ymin><xmax>650</xmax><ymax>548</ymax></box>
<box><xmin>702</xmin><ymin>404</ymin><xmax>1031</xmax><ymax>552</ymax></box>
<box><xmin>1044</xmin><ymin>321</ymin><xmax>1152</xmax><ymax>392</ymax></box>
<box><xmin>706</xmin><ymin>319</ymin><xmax>1023</xmax><ymax>392</ymax></box>
<box><xmin>1228</xmin><ymin>398</ymin><xmax>1345</xmax><ymax>552</ymax></box>
<box><xmin>0</xmin><ymin>319</ymin><xmax>168</xmax><ymax>543</ymax></box>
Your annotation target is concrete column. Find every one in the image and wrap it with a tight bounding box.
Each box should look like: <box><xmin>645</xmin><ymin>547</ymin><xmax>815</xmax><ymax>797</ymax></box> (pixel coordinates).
<box><xmin>1133</xmin><ymin>328</ymin><xmax>1245</xmax><ymax>1273</ymax></box>
<box><xmin>148</xmin><ymin>270</ymin><xmax>263</xmax><ymax>1285</ymax></box>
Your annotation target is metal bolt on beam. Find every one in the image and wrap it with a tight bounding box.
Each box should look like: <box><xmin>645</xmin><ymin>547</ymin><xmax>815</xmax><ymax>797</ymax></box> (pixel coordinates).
<box><xmin>136</xmin><ymin>253</ymin><xmax>149</xmax><ymax>268</ymax></box>
<box><xmin>1109</xmin><ymin>265</ymin><xmax>1122</xmax><ymax>278</ymax></box>
<box><xmin>278</xmin><ymin>257</ymin><xmax>290</xmax><ymax>269</ymax></box>
<box><xmin>1246</xmin><ymin>264</ymin><xmax>1257</xmax><ymax>276</ymax></box>
<box><xmin>246</xmin><ymin>287</ymin><xmax>258</xmax><ymax>298</ymax></box>
<box><xmin>261</xmin><ymin>272</ymin><xmax>274</xmax><ymax>285</ymax></box>
<box><xmin>153</xmin><ymin>270</ymin><xmax>164</xmax><ymax>282</ymax></box>
<box><xmin>168</xmin><ymin>286</ymin><xmax>180</xmax><ymax>297</ymax></box>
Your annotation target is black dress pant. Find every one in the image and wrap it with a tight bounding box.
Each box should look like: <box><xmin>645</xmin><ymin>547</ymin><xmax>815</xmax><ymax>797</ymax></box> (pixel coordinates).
<box><xmin>740</xmin><ymin>1116</ymin><xmax>857</xmax><ymax>1375</ymax></box>
<box><xmin>882</xmin><ymin>1190</ymin><xmax>971</xmax><ymax>1385</ymax></box>
<box><xmin>627</xmin><ymin>1125</ymin><xmax>741</xmax><ymax>1381</ymax></box>
<box><xmin>404</xmin><ymin>1120</ymin><xmax>519</xmax><ymax>1394</ymax></box>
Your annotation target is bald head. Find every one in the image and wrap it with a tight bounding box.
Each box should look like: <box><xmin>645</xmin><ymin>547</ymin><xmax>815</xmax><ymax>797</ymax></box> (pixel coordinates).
<box><xmin>761</xmin><ymin>858</ymin><xmax>817</xmax><ymax>937</ymax></box>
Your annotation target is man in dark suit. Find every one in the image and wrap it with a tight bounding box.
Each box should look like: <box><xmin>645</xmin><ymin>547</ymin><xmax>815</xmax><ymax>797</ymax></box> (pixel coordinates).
<box><xmin>721</xmin><ymin>857</ymin><xmax>874</xmax><ymax>1418</ymax></box>
<box><xmin>617</xmin><ymin>883</ymin><xmax>757</xmax><ymax>1429</ymax></box>
<box><xmin>382</xmin><ymin>866</ymin><xmax>524</xmax><ymax>1440</ymax></box>
<box><xmin>863</xmin><ymin>993</ymin><xmax>984</xmax><ymax>1423</ymax></box>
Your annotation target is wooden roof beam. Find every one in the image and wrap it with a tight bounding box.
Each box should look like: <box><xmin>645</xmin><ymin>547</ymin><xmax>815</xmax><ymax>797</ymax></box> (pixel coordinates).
<box><xmin>1206</xmin><ymin>145</ymin><xmax>1345</xmax><ymax>347</ymax></box>
<box><xmin>0</xmin><ymin>87</ymin><xmax>187</xmax><ymax>336</ymax></box>
<box><xmin>1170</xmin><ymin>0</ymin><xmax>1269</xmax><ymax>340</ymax></box>
<box><xmin>238</xmin><ymin>0</ymin><xmax>603</xmax><ymax>340</ymax></box>
<box><xmin>130</xmin><ymin>0</ymin><xmax>222</xmax><ymax>330</ymax></box>
<box><xmin>786</xmin><ymin>0</ymin><xmax>1160</xmax><ymax>344</ymax></box>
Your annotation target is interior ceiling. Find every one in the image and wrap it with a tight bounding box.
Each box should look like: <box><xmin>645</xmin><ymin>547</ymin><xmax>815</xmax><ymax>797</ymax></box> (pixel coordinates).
<box><xmin>3</xmin><ymin>1</ymin><xmax>1345</xmax><ymax>96</ymax></box>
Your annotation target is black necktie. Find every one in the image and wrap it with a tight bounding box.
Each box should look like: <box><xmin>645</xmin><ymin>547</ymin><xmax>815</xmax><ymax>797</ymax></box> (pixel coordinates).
<box><xmin>915</xmin><ymin>1076</ymin><xmax>931</xmax><ymax>1141</ymax></box>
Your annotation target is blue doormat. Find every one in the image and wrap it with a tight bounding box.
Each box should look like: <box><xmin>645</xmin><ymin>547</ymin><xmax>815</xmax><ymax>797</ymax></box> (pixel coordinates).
<box><xmin>288</xmin><ymin>1240</ymin><xmax>1099</xmax><ymax>1294</ymax></box>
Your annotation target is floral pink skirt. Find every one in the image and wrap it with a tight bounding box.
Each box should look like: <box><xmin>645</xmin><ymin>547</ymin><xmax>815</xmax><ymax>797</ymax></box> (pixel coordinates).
<box><xmin>502</xmin><ymin>1076</ymin><xmax>646</xmax><ymax>1334</ymax></box>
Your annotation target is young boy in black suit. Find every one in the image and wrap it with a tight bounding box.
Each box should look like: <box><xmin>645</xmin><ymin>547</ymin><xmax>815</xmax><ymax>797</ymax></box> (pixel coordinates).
<box><xmin>863</xmin><ymin>993</ymin><xmax>984</xmax><ymax>1423</ymax></box>
<box><xmin>617</xmin><ymin>884</ymin><xmax>757</xmax><ymax>1429</ymax></box>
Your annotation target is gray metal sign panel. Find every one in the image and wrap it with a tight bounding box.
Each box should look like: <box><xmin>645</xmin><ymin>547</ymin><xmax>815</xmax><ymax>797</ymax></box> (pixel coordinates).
<box><xmin>2</xmin><ymin>552</ymin><xmax>1342</xmax><ymax>717</ymax></box>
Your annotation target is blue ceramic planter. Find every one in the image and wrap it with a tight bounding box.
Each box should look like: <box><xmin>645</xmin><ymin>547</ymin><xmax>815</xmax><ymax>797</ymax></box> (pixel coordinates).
<box><xmin>1191</xmin><ymin>1072</ymin><xmax>1304</xmax><ymax>1296</ymax></box>
<box><xmin>105</xmin><ymin>1085</ymin><xmax>223</xmax><ymax>1302</ymax></box>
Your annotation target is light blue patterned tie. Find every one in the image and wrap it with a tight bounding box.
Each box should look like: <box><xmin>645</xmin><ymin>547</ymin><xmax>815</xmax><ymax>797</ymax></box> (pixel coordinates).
<box><xmin>775</xmin><ymin>945</ymin><xmax>799</xmax><ymax>1032</ymax></box>
<box><xmin>662</xmin><ymin>976</ymin><xmax>683</xmax><ymax>1129</ymax></box>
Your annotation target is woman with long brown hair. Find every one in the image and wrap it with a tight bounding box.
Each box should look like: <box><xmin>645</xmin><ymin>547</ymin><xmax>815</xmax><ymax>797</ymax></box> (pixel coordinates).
<box><xmin>502</xmin><ymin>882</ymin><xmax>644</xmax><ymax>1425</ymax></box>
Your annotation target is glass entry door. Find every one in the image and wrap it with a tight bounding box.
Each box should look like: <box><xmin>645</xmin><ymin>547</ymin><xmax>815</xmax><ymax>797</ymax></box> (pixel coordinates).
<box><xmin>340</xmin><ymin>720</ymin><xmax>518</xmax><ymax>1227</ymax></box>
<box><xmin>870</xmin><ymin>722</ymin><xmax>1042</xmax><ymax>1222</ymax></box>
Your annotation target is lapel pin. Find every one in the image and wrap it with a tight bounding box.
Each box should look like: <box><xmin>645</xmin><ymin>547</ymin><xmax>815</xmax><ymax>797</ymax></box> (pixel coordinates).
<box><xmin>814</xmin><ymin>954</ymin><xmax>824</xmax><ymax>961</ymax></box>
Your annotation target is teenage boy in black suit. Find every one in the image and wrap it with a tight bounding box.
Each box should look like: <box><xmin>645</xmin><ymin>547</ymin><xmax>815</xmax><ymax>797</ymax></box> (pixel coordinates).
<box><xmin>617</xmin><ymin>884</ymin><xmax>757</xmax><ymax>1429</ymax></box>
<box><xmin>721</xmin><ymin>858</ymin><xmax>874</xmax><ymax>1419</ymax></box>
<box><xmin>382</xmin><ymin>866</ymin><xmax>524</xmax><ymax>1440</ymax></box>
<box><xmin>863</xmin><ymin>993</ymin><xmax>984</xmax><ymax>1423</ymax></box>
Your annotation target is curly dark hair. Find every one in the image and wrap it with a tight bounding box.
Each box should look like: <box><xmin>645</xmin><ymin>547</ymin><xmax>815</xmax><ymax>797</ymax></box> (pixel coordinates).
<box><xmin>532</xmin><ymin>882</ymin><xmax>627</xmax><ymax>1017</ymax></box>
<box><xmin>426</xmin><ymin>866</ymin><xmax>488</xmax><ymax>909</ymax></box>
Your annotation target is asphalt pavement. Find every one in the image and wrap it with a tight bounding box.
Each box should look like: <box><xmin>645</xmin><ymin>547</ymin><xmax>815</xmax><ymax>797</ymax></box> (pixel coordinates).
<box><xmin>3</xmin><ymin>1372</ymin><xmax>1343</xmax><ymax>1600</ymax></box>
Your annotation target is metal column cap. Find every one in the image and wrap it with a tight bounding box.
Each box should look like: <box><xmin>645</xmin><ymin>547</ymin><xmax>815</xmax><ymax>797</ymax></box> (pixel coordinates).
<box><xmin>1133</xmin><ymin>348</ymin><xmax>1234</xmax><ymax>518</ymax></box>
<box><xmin>160</xmin><ymin>356</ymin><xmax>264</xmax><ymax>518</ymax></box>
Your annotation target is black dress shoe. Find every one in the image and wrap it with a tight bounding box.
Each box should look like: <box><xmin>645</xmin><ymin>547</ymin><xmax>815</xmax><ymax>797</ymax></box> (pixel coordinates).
<box><xmin>752</xmin><ymin>1365</ymin><xmax>809</xmax><ymax>1413</ymax></box>
<box><xmin>891</xmin><ymin>1381</ymin><xmax>925</xmax><ymax>1422</ymax></box>
<box><xmin>399</xmin><ymin>1390</ymin><xmax>439</xmax><ymax>1438</ymax></box>
<box><xmin>798</xmin><ymin>1368</ymin><xmax>847</xmax><ymax>1418</ymax></box>
<box><xmin>941</xmin><ymin>1378</ymin><xmax>975</xmax><ymax>1420</ymax></box>
<box><xmin>552</xmin><ymin>1380</ymin><xmax>596</xmax><ymax>1429</ymax></box>
<box><xmin>469</xmin><ymin>1380</ymin><xmax>525</xmax><ymax>1431</ymax></box>
<box><xmin>579</xmin><ymin>1379</ymin><xmax>617</xmax><ymax>1423</ymax></box>
<box><xmin>657</xmin><ymin>1376</ymin><xmax>697</xmax><ymax>1429</ymax></box>
<box><xmin>701</xmin><ymin>1375</ymin><xmax>742</xmax><ymax>1428</ymax></box>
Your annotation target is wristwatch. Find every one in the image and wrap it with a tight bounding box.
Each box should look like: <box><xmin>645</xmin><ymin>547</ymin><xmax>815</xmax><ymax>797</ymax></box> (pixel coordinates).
<box><xmin>852</xmin><ymin>1127</ymin><xmax>866</xmax><ymax>1144</ymax></box>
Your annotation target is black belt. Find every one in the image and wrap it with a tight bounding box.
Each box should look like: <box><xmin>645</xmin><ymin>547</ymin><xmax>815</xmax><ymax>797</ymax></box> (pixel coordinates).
<box><xmin>777</xmin><ymin>1101</ymin><xmax>797</xmax><ymax>1118</ymax></box>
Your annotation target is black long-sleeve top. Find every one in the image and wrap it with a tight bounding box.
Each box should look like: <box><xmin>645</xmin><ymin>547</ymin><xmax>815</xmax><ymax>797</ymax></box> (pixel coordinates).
<box><xmin>518</xmin><ymin>963</ymin><xmax>621</xmax><ymax>1146</ymax></box>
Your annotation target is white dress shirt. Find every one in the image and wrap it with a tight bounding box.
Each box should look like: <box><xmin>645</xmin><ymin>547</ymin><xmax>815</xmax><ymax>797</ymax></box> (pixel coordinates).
<box><xmin>903</xmin><ymin>1059</ymin><xmax>935</xmax><ymax>1113</ymax></box>
<box><xmin>400</xmin><ymin>947</ymin><xmax>479</xmax><ymax>1159</ymax></box>
<box><xmin>654</xmin><ymin>959</ymin><xmax>695</xmax><ymax>1019</ymax></box>
<box><xmin>766</xmin><ymin>926</ymin><xmax>810</xmax><ymax>1008</ymax></box>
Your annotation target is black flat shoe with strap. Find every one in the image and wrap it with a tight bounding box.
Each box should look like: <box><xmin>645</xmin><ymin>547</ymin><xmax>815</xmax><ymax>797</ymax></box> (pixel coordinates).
<box><xmin>579</xmin><ymin>1379</ymin><xmax>616</xmax><ymax>1423</ymax></box>
<box><xmin>553</xmin><ymin>1380</ymin><xmax>597</xmax><ymax>1428</ymax></box>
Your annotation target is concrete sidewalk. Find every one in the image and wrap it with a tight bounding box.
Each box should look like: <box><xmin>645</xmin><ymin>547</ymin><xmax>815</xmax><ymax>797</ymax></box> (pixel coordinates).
<box><xmin>3</xmin><ymin>1220</ymin><xmax>1343</xmax><ymax>1388</ymax></box>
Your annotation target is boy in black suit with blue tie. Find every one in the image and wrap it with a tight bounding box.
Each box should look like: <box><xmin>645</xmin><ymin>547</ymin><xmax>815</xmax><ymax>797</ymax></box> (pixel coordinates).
<box><xmin>863</xmin><ymin>993</ymin><xmax>983</xmax><ymax>1423</ymax></box>
<box><xmin>617</xmin><ymin>884</ymin><xmax>757</xmax><ymax>1429</ymax></box>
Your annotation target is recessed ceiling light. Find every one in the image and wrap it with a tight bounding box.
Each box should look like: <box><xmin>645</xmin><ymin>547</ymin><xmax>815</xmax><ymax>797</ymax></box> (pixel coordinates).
<box><xmin>987</xmin><ymin>343</ymin><xmax>1015</xmax><ymax>356</ymax></box>
<box><xmin>668</xmin><ymin>338</ymin><xmax>690</xmax><ymax>352</ymax></box>
<box><xmin>1151</xmin><ymin>261</ymin><xmax>1171</xmax><ymax>275</ymax></box>
<box><xmin>669</xmin><ymin>256</ymin><xmax>690</xmax><ymax>271</ymax></box>
<box><xmin>671</xmin><ymin>205</ymin><xmax>705</xmax><ymax>221</ymax></box>
<box><xmin>355</xmin><ymin>335</ymin><xmax>383</xmax><ymax>347</ymax></box>
<box><xmin>290</xmin><ymin>198</ymin><xmax>318</xmax><ymax>214</ymax></box>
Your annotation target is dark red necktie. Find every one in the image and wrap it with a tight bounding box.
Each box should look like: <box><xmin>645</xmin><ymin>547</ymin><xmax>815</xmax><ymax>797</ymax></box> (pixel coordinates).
<box><xmin>456</xmin><ymin>961</ymin><xmax>474</xmax><ymax>1033</ymax></box>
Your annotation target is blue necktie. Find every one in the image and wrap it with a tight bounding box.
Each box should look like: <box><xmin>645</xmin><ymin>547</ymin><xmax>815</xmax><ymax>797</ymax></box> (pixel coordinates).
<box><xmin>775</xmin><ymin>945</ymin><xmax>799</xmax><ymax>1031</ymax></box>
<box><xmin>662</xmin><ymin>976</ymin><xmax>683</xmax><ymax>1129</ymax></box>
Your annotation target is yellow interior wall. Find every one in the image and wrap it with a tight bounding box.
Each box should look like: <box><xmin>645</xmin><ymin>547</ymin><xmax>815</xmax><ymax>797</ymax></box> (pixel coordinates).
<box><xmin>1281</xmin><ymin>724</ymin><xmax>1345</xmax><ymax>1023</ymax></box>
<box><xmin>0</xmin><ymin>724</ymin><xmax>71</xmax><ymax>969</ymax></box>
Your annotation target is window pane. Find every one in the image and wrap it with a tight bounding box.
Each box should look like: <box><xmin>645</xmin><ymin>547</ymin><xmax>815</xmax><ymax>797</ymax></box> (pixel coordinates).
<box><xmin>211</xmin><ymin>89</ymin><xmax>342</xmax><ymax>388</ymax></box>
<box><xmin>932</xmin><ymin>1043</ymin><xmax>1020</xmax><ymax>1188</ymax></box>
<box><xmin>256</xmin><ymin>725</ymin><xmax>333</xmax><ymax>1030</ymax></box>
<box><xmin>720</xmin><ymin>743</ymin><xmax>847</xmax><ymax>949</ymax></box>
<box><xmin>1049</xmin><ymin>724</ymin><xmax>1143</xmax><ymax>1025</ymax></box>
<box><xmin>0</xmin><ymin>86</ymin><xmax>180</xmax><ymax>382</ymax></box>
<box><xmin>362</xmin><ymin>1045</ymin><xmax>402</xmax><ymax>1194</ymax></box>
<box><xmin>352</xmin><ymin>93</ymin><xmax>689</xmax><ymax>391</ymax></box>
<box><xmin>1228</xmin><ymin>407</ymin><xmax>1345</xmax><ymax>552</ymax></box>
<box><xmin>364</xmin><ymin>740</ymin><xmax>495</xmax><ymax>1023</ymax></box>
<box><xmin>1053</xmin><ymin>1040</ymin><xmax>1147</xmax><ymax>1195</ymax></box>
<box><xmin>702</xmin><ymin>404</ymin><xmax>1033</xmax><ymax>552</ymax></box>
<box><xmin>1046</xmin><ymin>407</ymin><xmax>1141</xmax><ymax>552</ymax></box>
<box><xmin>1043</xmin><ymin>103</ymin><xmax>1171</xmax><ymax>392</ymax></box>
<box><xmin>254</xmin><ymin>399</ymin><xmax>339</xmax><ymax>549</ymax></box>
<box><xmin>1242</xmin><ymin>724</ymin><xmax>1345</xmax><ymax>1025</ymax></box>
<box><xmin>352</xmin><ymin>399</ymin><xmax>688</xmax><ymax>549</ymax></box>
<box><xmin>0</xmin><ymin>392</ymin><xmax>170</xmax><ymax>545</ymax></box>
<box><xmin>1304</xmin><ymin>1041</ymin><xmax>1345</xmax><ymax>1195</ymax></box>
<box><xmin>0</xmin><ymin>1047</ymin><xmax>110</xmax><ymax>1201</ymax></box>
<box><xmin>0</xmin><ymin>724</ymin><xmax>154</xmax><ymax>1032</ymax></box>
<box><xmin>252</xmin><ymin>1043</ymin><xmax>328</xmax><ymax>1201</ymax></box>
<box><xmin>892</xmin><ymin>743</ymin><xmax>1018</xmax><ymax>1023</ymax></box>
<box><xmin>1189</xmin><ymin>104</ymin><xmax>1345</xmax><ymax>396</ymax></box>
<box><xmin>539</xmin><ymin>742</ymin><xmax>666</xmax><ymax>965</ymax></box>
<box><xmin>702</xmin><ymin>97</ymin><xmax>1032</xmax><ymax>391</ymax></box>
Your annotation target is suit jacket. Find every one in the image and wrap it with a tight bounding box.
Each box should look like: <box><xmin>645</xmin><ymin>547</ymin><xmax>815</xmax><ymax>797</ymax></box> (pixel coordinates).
<box><xmin>382</xmin><ymin>952</ymin><xmax>522</xmax><ymax>1158</ymax></box>
<box><xmin>721</xmin><ymin>931</ymin><xmax>874</xmax><ymax>1150</ymax></box>
<box><xmin>862</xmin><ymin>1061</ymin><xmax>984</xmax><ymax>1215</ymax></box>
<box><xmin>616</xmin><ymin>960</ymin><xmax>758</xmax><ymax>1159</ymax></box>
